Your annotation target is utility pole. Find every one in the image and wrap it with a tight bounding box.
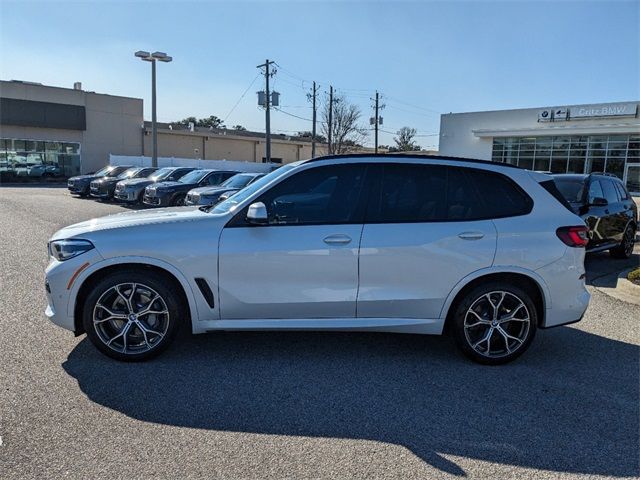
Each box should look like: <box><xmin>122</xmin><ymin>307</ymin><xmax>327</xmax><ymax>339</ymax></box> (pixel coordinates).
<box><xmin>328</xmin><ymin>85</ymin><xmax>333</xmax><ymax>155</ymax></box>
<box><xmin>370</xmin><ymin>91</ymin><xmax>384</xmax><ymax>154</ymax></box>
<box><xmin>257</xmin><ymin>59</ymin><xmax>275</xmax><ymax>163</ymax></box>
<box><xmin>311</xmin><ymin>81</ymin><xmax>317</xmax><ymax>158</ymax></box>
<box><xmin>374</xmin><ymin>91</ymin><xmax>379</xmax><ymax>154</ymax></box>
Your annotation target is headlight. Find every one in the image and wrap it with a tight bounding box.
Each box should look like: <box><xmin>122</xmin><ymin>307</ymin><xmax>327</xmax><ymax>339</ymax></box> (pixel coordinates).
<box><xmin>48</xmin><ymin>239</ymin><xmax>95</xmax><ymax>261</ymax></box>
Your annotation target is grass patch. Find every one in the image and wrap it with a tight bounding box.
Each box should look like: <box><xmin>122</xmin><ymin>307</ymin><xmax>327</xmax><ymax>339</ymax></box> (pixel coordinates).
<box><xmin>628</xmin><ymin>267</ymin><xmax>640</xmax><ymax>286</ymax></box>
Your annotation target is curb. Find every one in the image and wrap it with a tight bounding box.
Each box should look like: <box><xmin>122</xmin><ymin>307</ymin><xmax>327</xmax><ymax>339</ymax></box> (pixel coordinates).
<box><xmin>592</xmin><ymin>268</ymin><xmax>640</xmax><ymax>306</ymax></box>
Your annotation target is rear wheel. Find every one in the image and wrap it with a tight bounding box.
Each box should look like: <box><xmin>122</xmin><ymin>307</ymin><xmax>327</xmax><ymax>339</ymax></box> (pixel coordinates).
<box><xmin>610</xmin><ymin>225</ymin><xmax>635</xmax><ymax>259</ymax></box>
<box><xmin>450</xmin><ymin>282</ymin><xmax>537</xmax><ymax>365</ymax></box>
<box><xmin>82</xmin><ymin>270</ymin><xmax>185</xmax><ymax>361</ymax></box>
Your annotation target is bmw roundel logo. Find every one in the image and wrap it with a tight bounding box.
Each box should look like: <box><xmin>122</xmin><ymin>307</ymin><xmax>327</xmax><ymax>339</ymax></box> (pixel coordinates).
<box><xmin>541</xmin><ymin>110</ymin><xmax>549</xmax><ymax>118</ymax></box>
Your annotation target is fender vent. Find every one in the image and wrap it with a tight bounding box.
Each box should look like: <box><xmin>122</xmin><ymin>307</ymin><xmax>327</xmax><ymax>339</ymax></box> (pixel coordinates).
<box><xmin>194</xmin><ymin>278</ymin><xmax>215</xmax><ymax>308</ymax></box>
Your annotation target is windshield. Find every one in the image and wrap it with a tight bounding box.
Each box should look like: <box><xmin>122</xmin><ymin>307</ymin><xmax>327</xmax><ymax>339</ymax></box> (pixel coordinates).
<box><xmin>221</xmin><ymin>174</ymin><xmax>257</xmax><ymax>189</ymax></box>
<box><xmin>117</xmin><ymin>168</ymin><xmax>141</xmax><ymax>179</ymax></box>
<box><xmin>178</xmin><ymin>170</ymin><xmax>207</xmax><ymax>184</ymax></box>
<box><xmin>554</xmin><ymin>178</ymin><xmax>586</xmax><ymax>203</ymax></box>
<box><xmin>94</xmin><ymin>166</ymin><xmax>113</xmax><ymax>176</ymax></box>
<box><xmin>150</xmin><ymin>167</ymin><xmax>175</xmax><ymax>181</ymax></box>
<box><xmin>211</xmin><ymin>165</ymin><xmax>294</xmax><ymax>214</ymax></box>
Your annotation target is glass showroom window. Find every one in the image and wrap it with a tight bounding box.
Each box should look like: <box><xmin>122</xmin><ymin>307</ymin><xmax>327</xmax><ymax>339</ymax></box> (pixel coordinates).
<box><xmin>491</xmin><ymin>134</ymin><xmax>636</xmax><ymax>179</ymax></box>
<box><xmin>0</xmin><ymin>138</ymin><xmax>80</xmax><ymax>180</ymax></box>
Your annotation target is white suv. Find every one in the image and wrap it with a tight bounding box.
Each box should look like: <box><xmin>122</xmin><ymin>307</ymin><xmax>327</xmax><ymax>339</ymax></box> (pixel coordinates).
<box><xmin>45</xmin><ymin>155</ymin><xmax>591</xmax><ymax>364</ymax></box>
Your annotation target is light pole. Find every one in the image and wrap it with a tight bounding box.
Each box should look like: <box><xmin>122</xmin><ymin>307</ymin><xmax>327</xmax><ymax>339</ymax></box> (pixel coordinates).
<box><xmin>135</xmin><ymin>51</ymin><xmax>172</xmax><ymax>167</ymax></box>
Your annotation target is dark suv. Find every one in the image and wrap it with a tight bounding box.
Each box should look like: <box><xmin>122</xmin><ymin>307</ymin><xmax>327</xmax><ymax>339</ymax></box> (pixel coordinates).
<box><xmin>553</xmin><ymin>173</ymin><xmax>637</xmax><ymax>258</ymax></box>
<box><xmin>143</xmin><ymin>169</ymin><xmax>238</xmax><ymax>207</ymax></box>
<box><xmin>90</xmin><ymin>167</ymin><xmax>157</xmax><ymax>201</ymax></box>
<box><xmin>67</xmin><ymin>165</ymin><xmax>132</xmax><ymax>197</ymax></box>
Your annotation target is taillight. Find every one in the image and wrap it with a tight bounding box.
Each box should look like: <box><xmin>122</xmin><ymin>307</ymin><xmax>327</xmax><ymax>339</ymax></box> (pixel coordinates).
<box><xmin>556</xmin><ymin>226</ymin><xmax>589</xmax><ymax>247</ymax></box>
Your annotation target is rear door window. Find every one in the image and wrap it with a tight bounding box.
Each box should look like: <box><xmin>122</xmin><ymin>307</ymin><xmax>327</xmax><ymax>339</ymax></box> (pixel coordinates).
<box><xmin>367</xmin><ymin>164</ymin><xmax>448</xmax><ymax>222</ymax></box>
<box><xmin>601</xmin><ymin>179</ymin><xmax>619</xmax><ymax>204</ymax></box>
<box><xmin>588</xmin><ymin>180</ymin><xmax>605</xmax><ymax>203</ymax></box>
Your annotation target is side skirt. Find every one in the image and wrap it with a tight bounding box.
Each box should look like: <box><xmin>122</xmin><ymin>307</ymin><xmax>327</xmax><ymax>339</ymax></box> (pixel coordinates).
<box><xmin>194</xmin><ymin>317</ymin><xmax>445</xmax><ymax>335</ymax></box>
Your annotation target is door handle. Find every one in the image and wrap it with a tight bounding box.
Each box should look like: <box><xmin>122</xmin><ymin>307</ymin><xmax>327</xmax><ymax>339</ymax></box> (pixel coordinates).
<box><xmin>458</xmin><ymin>231</ymin><xmax>485</xmax><ymax>240</ymax></box>
<box><xmin>323</xmin><ymin>234</ymin><xmax>352</xmax><ymax>245</ymax></box>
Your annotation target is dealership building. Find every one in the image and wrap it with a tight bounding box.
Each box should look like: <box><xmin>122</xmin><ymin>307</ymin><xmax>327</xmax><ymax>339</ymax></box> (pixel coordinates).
<box><xmin>0</xmin><ymin>80</ymin><xmax>322</xmax><ymax>178</ymax></box>
<box><xmin>439</xmin><ymin>101</ymin><xmax>640</xmax><ymax>193</ymax></box>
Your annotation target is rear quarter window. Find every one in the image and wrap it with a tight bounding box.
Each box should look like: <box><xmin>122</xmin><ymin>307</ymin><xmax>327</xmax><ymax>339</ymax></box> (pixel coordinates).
<box><xmin>462</xmin><ymin>168</ymin><xmax>533</xmax><ymax>219</ymax></box>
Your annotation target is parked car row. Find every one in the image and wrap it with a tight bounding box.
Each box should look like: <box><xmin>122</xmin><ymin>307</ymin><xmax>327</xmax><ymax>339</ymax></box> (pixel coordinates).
<box><xmin>67</xmin><ymin>165</ymin><xmax>265</xmax><ymax>208</ymax></box>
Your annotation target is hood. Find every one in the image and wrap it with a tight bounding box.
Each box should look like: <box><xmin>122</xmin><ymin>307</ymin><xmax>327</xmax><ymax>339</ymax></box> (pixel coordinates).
<box><xmin>151</xmin><ymin>181</ymin><xmax>195</xmax><ymax>191</ymax></box>
<box><xmin>93</xmin><ymin>177</ymin><xmax>120</xmax><ymax>185</ymax></box>
<box><xmin>195</xmin><ymin>186</ymin><xmax>234</xmax><ymax>196</ymax></box>
<box><xmin>51</xmin><ymin>207</ymin><xmax>209</xmax><ymax>240</ymax></box>
<box><xmin>120</xmin><ymin>177</ymin><xmax>158</xmax><ymax>187</ymax></box>
<box><xmin>70</xmin><ymin>174</ymin><xmax>102</xmax><ymax>182</ymax></box>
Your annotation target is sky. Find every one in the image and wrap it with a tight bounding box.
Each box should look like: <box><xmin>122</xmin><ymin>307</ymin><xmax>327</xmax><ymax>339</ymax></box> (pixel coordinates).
<box><xmin>0</xmin><ymin>0</ymin><xmax>638</xmax><ymax>149</ymax></box>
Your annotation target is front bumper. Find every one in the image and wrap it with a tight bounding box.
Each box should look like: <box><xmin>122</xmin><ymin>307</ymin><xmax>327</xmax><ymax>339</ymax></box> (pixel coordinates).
<box><xmin>185</xmin><ymin>193</ymin><xmax>220</xmax><ymax>206</ymax></box>
<box><xmin>143</xmin><ymin>193</ymin><xmax>170</xmax><ymax>206</ymax></box>
<box><xmin>114</xmin><ymin>190</ymin><xmax>140</xmax><ymax>202</ymax></box>
<box><xmin>90</xmin><ymin>187</ymin><xmax>110</xmax><ymax>199</ymax></box>
<box><xmin>44</xmin><ymin>249</ymin><xmax>104</xmax><ymax>333</ymax></box>
<box><xmin>68</xmin><ymin>182</ymin><xmax>89</xmax><ymax>194</ymax></box>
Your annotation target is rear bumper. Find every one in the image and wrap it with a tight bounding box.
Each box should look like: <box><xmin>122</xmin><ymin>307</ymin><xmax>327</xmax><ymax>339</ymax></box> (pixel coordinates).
<box><xmin>536</xmin><ymin>247</ymin><xmax>591</xmax><ymax>328</ymax></box>
<box><xmin>539</xmin><ymin>313</ymin><xmax>585</xmax><ymax>329</ymax></box>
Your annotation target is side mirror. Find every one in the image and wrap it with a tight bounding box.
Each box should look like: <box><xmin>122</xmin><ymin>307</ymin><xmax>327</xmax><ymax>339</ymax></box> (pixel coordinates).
<box><xmin>590</xmin><ymin>197</ymin><xmax>608</xmax><ymax>207</ymax></box>
<box><xmin>246</xmin><ymin>202</ymin><xmax>268</xmax><ymax>225</ymax></box>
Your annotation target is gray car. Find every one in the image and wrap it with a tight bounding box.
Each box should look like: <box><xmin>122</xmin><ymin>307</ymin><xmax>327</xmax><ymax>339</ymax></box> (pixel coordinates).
<box><xmin>185</xmin><ymin>173</ymin><xmax>265</xmax><ymax>206</ymax></box>
<box><xmin>113</xmin><ymin>167</ymin><xmax>196</xmax><ymax>204</ymax></box>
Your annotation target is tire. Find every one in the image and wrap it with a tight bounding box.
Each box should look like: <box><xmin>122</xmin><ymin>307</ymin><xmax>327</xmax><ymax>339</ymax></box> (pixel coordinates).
<box><xmin>171</xmin><ymin>194</ymin><xmax>186</xmax><ymax>206</ymax></box>
<box><xmin>450</xmin><ymin>282</ymin><xmax>537</xmax><ymax>365</ymax></box>
<box><xmin>610</xmin><ymin>225</ymin><xmax>635</xmax><ymax>259</ymax></box>
<box><xmin>82</xmin><ymin>269</ymin><xmax>185</xmax><ymax>361</ymax></box>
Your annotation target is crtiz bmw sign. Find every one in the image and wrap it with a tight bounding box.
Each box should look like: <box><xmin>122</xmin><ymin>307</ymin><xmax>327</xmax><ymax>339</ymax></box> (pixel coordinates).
<box><xmin>538</xmin><ymin>102</ymin><xmax>637</xmax><ymax>122</ymax></box>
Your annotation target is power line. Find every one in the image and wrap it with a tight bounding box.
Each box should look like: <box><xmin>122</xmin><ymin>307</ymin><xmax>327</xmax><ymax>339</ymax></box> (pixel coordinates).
<box><xmin>385</xmin><ymin>95</ymin><xmax>441</xmax><ymax>114</ymax></box>
<box><xmin>273</xmin><ymin>107</ymin><xmax>313</xmax><ymax>122</ymax></box>
<box><xmin>222</xmin><ymin>73</ymin><xmax>260</xmax><ymax>122</ymax></box>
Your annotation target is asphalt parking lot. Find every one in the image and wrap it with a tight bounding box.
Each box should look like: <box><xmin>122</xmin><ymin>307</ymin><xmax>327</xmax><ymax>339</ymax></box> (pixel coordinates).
<box><xmin>1</xmin><ymin>186</ymin><xmax>639</xmax><ymax>480</ymax></box>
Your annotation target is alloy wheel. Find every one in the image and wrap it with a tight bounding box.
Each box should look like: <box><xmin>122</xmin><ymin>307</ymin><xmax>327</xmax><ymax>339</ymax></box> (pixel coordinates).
<box><xmin>93</xmin><ymin>282</ymin><xmax>170</xmax><ymax>355</ymax></box>
<box><xmin>623</xmin><ymin>228</ymin><xmax>635</xmax><ymax>257</ymax></box>
<box><xmin>463</xmin><ymin>291</ymin><xmax>531</xmax><ymax>359</ymax></box>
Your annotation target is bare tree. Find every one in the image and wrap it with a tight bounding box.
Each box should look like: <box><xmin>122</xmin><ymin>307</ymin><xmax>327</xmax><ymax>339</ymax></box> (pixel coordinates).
<box><xmin>394</xmin><ymin>127</ymin><xmax>421</xmax><ymax>151</ymax></box>
<box><xmin>320</xmin><ymin>94</ymin><xmax>367</xmax><ymax>154</ymax></box>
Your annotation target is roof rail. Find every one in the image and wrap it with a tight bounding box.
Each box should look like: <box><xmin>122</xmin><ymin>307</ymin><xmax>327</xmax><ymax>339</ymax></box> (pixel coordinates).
<box><xmin>304</xmin><ymin>153</ymin><xmax>525</xmax><ymax>170</ymax></box>
<box><xmin>589</xmin><ymin>171</ymin><xmax>618</xmax><ymax>178</ymax></box>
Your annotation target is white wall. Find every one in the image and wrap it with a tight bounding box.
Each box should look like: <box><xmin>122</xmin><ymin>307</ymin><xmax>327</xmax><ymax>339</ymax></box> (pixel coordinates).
<box><xmin>110</xmin><ymin>155</ymin><xmax>277</xmax><ymax>173</ymax></box>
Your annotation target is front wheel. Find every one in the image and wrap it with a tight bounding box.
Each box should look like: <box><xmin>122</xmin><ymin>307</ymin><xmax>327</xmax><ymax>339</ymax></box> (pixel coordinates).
<box><xmin>82</xmin><ymin>270</ymin><xmax>184</xmax><ymax>361</ymax></box>
<box><xmin>610</xmin><ymin>226</ymin><xmax>635</xmax><ymax>259</ymax></box>
<box><xmin>450</xmin><ymin>283</ymin><xmax>537</xmax><ymax>365</ymax></box>
<box><xmin>172</xmin><ymin>194</ymin><xmax>186</xmax><ymax>206</ymax></box>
